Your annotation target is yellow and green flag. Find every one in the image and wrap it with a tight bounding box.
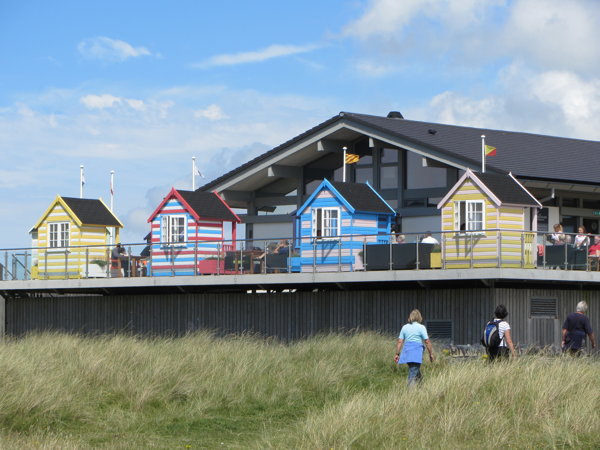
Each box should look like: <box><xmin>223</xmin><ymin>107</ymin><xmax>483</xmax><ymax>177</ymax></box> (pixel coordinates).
<box><xmin>485</xmin><ymin>145</ymin><xmax>496</xmax><ymax>157</ymax></box>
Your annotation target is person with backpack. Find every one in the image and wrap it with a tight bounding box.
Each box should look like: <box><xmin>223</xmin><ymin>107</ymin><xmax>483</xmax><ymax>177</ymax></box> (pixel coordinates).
<box><xmin>482</xmin><ymin>304</ymin><xmax>516</xmax><ymax>361</ymax></box>
<box><xmin>394</xmin><ymin>309</ymin><xmax>434</xmax><ymax>386</ymax></box>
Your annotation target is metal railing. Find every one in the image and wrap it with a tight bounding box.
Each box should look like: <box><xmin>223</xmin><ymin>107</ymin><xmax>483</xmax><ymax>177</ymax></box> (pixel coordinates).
<box><xmin>1</xmin><ymin>229</ymin><xmax>598</xmax><ymax>282</ymax></box>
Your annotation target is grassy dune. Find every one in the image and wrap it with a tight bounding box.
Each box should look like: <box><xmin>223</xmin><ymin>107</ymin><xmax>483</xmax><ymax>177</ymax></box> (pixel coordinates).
<box><xmin>0</xmin><ymin>332</ymin><xmax>598</xmax><ymax>449</ymax></box>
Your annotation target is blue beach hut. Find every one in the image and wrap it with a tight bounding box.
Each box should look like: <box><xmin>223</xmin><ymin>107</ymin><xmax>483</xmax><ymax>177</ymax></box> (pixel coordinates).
<box><xmin>295</xmin><ymin>179</ymin><xmax>396</xmax><ymax>272</ymax></box>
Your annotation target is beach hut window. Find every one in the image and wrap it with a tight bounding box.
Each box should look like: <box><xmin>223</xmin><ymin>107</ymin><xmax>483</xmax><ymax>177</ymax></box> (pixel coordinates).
<box><xmin>454</xmin><ymin>200</ymin><xmax>484</xmax><ymax>233</ymax></box>
<box><xmin>161</xmin><ymin>215</ymin><xmax>187</xmax><ymax>245</ymax></box>
<box><xmin>312</xmin><ymin>207</ymin><xmax>340</xmax><ymax>240</ymax></box>
<box><xmin>49</xmin><ymin>222</ymin><xmax>69</xmax><ymax>248</ymax></box>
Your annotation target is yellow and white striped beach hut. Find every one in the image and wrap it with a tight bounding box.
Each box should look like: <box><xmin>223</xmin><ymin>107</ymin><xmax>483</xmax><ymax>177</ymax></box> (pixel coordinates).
<box><xmin>437</xmin><ymin>169</ymin><xmax>542</xmax><ymax>269</ymax></box>
<box><xmin>30</xmin><ymin>196</ymin><xmax>123</xmax><ymax>279</ymax></box>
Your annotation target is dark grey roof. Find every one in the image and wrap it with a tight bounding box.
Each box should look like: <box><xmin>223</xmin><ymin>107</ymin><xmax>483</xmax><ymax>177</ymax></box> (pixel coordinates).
<box><xmin>343</xmin><ymin>112</ymin><xmax>600</xmax><ymax>185</ymax></box>
<box><xmin>177</xmin><ymin>190</ymin><xmax>239</xmax><ymax>222</ymax></box>
<box><xmin>473</xmin><ymin>173</ymin><xmax>539</xmax><ymax>206</ymax></box>
<box><xmin>62</xmin><ymin>197</ymin><xmax>121</xmax><ymax>226</ymax></box>
<box><xmin>329</xmin><ymin>181</ymin><xmax>394</xmax><ymax>214</ymax></box>
<box><xmin>199</xmin><ymin>111</ymin><xmax>600</xmax><ymax>191</ymax></box>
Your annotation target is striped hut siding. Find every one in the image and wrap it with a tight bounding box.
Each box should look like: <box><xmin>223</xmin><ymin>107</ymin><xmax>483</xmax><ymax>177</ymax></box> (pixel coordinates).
<box><xmin>298</xmin><ymin>185</ymin><xmax>393</xmax><ymax>273</ymax></box>
<box><xmin>149</xmin><ymin>197</ymin><xmax>231</xmax><ymax>276</ymax></box>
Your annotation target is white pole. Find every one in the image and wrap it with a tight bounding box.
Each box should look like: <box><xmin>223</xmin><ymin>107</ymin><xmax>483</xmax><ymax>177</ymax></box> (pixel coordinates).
<box><xmin>110</xmin><ymin>170</ymin><xmax>115</xmax><ymax>211</ymax></box>
<box><xmin>342</xmin><ymin>146</ymin><xmax>347</xmax><ymax>182</ymax></box>
<box><xmin>192</xmin><ymin>156</ymin><xmax>196</xmax><ymax>190</ymax></box>
<box><xmin>80</xmin><ymin>165</ymin><xmax>84</xmax><ymax>198</ymax></box>
<box><xmin>481</xmin><ymin>135</ymin><xmax>486</xmax><ymax>173</ymax></box>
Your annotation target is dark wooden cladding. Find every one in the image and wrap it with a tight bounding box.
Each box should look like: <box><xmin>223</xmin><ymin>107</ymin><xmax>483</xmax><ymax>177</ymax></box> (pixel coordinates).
<box><xmin>5</xmin><ymin>288</ymin><xmax>599</xmax><ymax>346</ymax></box>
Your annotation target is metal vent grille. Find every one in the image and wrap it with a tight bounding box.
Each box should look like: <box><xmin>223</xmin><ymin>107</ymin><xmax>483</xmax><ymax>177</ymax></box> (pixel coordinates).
<box><xmin>530</xmin><ymin>297</ymin><xmax>558</xmax><ymax>318</ymax></box>
<box><xmin>425</xmin><ymin>320</ymin><xmax>453</xmax><ymax>340</ymax></box>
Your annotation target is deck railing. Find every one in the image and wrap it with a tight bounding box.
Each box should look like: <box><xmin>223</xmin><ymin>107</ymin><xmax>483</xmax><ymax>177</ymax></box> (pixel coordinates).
<box><xmin>1</xmin><ymin>229</ymin><xmax>597</xmax><ymax>281</ymax></box>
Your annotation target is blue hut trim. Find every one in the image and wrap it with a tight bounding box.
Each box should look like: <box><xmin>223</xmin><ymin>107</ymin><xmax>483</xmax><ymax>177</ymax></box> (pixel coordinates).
<box><xmin>295</xmin><ymin>179</ymin><xmax>396</xmax><ymax>272</ymax></box>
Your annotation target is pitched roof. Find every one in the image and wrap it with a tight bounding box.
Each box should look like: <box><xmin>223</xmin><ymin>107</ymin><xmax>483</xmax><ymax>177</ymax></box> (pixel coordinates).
<box><xmin>176</xmin><ymin>190</ymin><xmax>240</xmax><ymax>222</ymax></box>
<box><xmin>437</xmin><ymin>169</ymin><xmax>541</xmax><ymax>209</ymax></box>
<box><xmin>342</xmin><ymin>112</ymin><xmax>600</xmax><ymax>185</ymax></box>
<box><xmin>474</xmin><ymin>172</ymin><xmax>540</xmax><ymax>206</ymax></box>
<box><xmin>61</xmin><ymin>197</ymin><xmax>122</xmax><ymax>226</ymax></box>
<box><xmin>297</xmin><ymin>179</ymin><xmax>395</xmax><ymax>216</ymax></box>
<box><xmin>329</xmin><ymin>181</ymin><xmax>395</xmax><ymax>214</ymax></box>
<box><xmin>199</xmin><ymin>111</ymin><xmax>600</xmax><ymax>192</ymax></box>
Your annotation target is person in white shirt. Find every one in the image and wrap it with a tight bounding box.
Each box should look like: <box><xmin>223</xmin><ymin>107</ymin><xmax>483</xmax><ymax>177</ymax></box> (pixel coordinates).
<box><xmin>420</xmin><ymin>232</ymin><xmax>439</xmax><ymax>245</ymax></box>
<box><xmin>488</xmin><ymin>304</ymin><xmax>517</xmax><ymax>361</ymax></box>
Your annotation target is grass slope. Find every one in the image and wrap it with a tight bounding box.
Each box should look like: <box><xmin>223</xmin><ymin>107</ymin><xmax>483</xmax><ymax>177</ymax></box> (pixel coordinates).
<box><xmin>0</xmin><ymin>332</ymin><xmax>598</xmax><ymax>449</ymax></box>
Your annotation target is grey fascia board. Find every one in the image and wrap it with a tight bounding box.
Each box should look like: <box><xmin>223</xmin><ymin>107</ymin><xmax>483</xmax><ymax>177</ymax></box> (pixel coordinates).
<box><xmin>207</xmin><ymin>122</ymin><xmax>350</xmax><ymax>192</ymax></box>
<box><xmin>341</xmin><ymin>122</ymin><xmax>476</xmax><ymax>171</ymax></box>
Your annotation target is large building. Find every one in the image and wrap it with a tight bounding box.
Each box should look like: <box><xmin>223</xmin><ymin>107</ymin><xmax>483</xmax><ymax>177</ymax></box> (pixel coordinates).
<box><xmin>199</xmin><ymin>111</ymin><xmax>600</xmax><ymax>242</ymax></box>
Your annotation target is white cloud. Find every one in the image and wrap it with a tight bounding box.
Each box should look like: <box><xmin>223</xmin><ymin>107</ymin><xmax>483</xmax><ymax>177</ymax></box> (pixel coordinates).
<box><xmin>194</xmin><ymin>104</ymin><xmax>228</xmax><ymax>121</ymax></box>
<box><xmin>80</xmin><ymin>94</ymin><xmax>149</xmax><ymax>112</ymax></box>
<box><xmin>502</xmin><ymin>0</ymin><xmax>600</xmax><ymax>73</ymax></box>
<box><xmin>80</xmin><ymin>94</ymin><xmax>122</xmax><ymax>109</ymax></box>
<box><xmin>343</xmin><ymin>0</ymin><xmax>494</xmax><ymax>41</ymax></box>
<box><xmin>77</xmin><ymin>37</ymin><xmax>153</xmax><ymax>62</ymax></box>
<box><xmin>195</xmin><ymin>43</ymin><xmax>319</xmax><ymax>68</ymax></box>
<box><xmin>354</xmin><ymin>60</ymin><xmax>398</xmax><ymax>78</ymax></box>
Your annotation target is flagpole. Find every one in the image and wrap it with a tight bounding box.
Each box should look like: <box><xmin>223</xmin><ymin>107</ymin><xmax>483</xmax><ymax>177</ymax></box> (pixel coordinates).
<box><xmin>192</xmin><ymin>156</ymin><xmax>196</xmax><ymax>190</ymax></box>
<box><xmin>80</xmin><ymin>165</ymin><xmax>84</xmax><ymax>198</ymax></box>
<box><xmin>342</xmin><ymin>146</ymin><xmax>347</xmax><ymax>182</ymax></box>
<box><xmin>110</xmin><ymin>170</ymin><xmax>115</xmax><ymax>211</ymax></box>
<box><xmin>481</xmin><ymin>135</ymin><xmax>486</xmax><ymax>173</ymax></box>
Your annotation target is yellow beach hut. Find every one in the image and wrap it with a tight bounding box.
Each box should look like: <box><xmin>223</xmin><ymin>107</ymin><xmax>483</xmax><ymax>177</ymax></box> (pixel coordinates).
<box><xmin>30</xmin><ymin>196</ymin><xmax>123</xmax><ymax>279</ymax></box>
<box><xmin>437</xmin><ymin>169</ymin><xmax>542</xmax><ymax>269</ymax></box>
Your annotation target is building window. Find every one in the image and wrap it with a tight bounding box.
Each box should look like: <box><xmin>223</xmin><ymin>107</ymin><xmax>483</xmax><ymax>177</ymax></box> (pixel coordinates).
<box><xmin>405</xmin><ymin>152</ymin><xmax>447</xmax><ymax>189</ymax></box>
<box><xmin>312</xmin><ymin>207</ymin><xmax>340</xmax><ymax>239</ymax></box>
<box><xmin>161</xmin><ymin>215</ymin><xmax>187</xmax><ymax>245</ymax></box>
<box><xmin>454</xmin><ymin>200</ymin><xmax>485</xmax><ymax>232</ymax></box>
<box><xmin>49</xmin><ymin>222</ymin><xmax>69</xmax><ymax>248</ymax></box>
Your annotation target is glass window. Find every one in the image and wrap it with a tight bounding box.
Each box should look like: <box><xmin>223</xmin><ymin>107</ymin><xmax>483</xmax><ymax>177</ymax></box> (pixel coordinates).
<box><xmin>356</xmin><ymin>155</ymin><xmax>372</xmax><ymax>166</ymax></box>
<box><xmin>454</xmin><ymin>200</ymin><xmax>485</xmax><ymax>232</ymax></box>
<box><xmin>161</xmin><ymin>215</ymin><xmax>187</xmax><ymax>245</ymax></box>
<box><xmin>312</xmin><ymin>207</ymin><xmax>340</xmax><ymax>239</ymax></box>
<box><xmin>49</xmin><ymin>222</ymin><xmax>69</xmax><ymax>248</ymax></box>
<box><xmin>381</xmin><ymin>148</ymin><xmax>398</xmax><ymax>163</ymax></box>
<box><xmin>355</xmin><ymin>167</ymin><xmax>371</xmax><ymax>184</ymax></box>
<box><xmin>406</xmin><ymin>152</ymin><xmax>447</xmax><ymax>189</ymax></box>
<box><xmin>380</xmin><ymin>165</ymin><xmax>398</xmax><ymax>189</ymax></box>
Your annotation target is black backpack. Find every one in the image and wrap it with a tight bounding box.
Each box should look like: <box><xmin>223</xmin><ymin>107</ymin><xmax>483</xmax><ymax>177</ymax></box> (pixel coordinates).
<box><xmin>481</xmin><ymin>319</ymin><xmax>504</xmax><ymax>350</ymax></box>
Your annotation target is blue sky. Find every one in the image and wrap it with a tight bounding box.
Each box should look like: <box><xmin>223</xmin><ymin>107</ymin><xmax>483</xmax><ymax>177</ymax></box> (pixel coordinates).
<box><xmin>2</xmin><ymin>0</ymin><xmax>600</xmax><ymax>248</ymax></box>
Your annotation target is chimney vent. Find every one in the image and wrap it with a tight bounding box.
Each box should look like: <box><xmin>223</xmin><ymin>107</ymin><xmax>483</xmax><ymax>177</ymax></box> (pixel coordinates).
<box><xmin>387</xmin><ymin>111</ymin><xmax>404</xmax><ymax>119</ymax></box>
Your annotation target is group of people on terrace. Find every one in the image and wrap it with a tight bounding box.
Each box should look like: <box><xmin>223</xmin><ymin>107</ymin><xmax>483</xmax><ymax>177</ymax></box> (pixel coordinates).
<box><xmin>548</xmin><ymin>223</ymin><xmax>600</xmax><ymax>255</ymax></box>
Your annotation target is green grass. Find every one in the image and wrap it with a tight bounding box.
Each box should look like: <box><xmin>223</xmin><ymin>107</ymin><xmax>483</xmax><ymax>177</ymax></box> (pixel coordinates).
<box><xmin>0</xmin><ymin>332</ymin><xmax>598</xmax><ymax>449</ymax></box>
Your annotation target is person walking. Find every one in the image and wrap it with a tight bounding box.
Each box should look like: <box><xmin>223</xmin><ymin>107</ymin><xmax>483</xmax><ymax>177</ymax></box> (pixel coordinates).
<box><xmin>394</xmin><ymin>309</ymin><xmax>434</xmax><ymax>386</ymax></box>
<box><xmin>486</xmin><ymin>304</ymin><xmax>517</xmax><ymax>361</ymax></box>
<box><xmin>562</xmin><ymin>301</ymin><xmax>596</xmax><ymax>355</ymax></box>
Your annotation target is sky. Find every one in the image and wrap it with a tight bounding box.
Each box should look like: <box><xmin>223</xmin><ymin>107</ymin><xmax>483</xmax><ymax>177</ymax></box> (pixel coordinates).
<box><xmin>2</xmin><ymin>0</ymin><xmax>600</xmax><ymax>249</ymax></box>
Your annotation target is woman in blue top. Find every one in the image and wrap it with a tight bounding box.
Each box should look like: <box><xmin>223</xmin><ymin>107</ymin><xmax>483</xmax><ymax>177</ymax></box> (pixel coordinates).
<box><xmin>394</xmin><ymin>309</ymin><xmax>435</xmax><ymax>386</ymax></box>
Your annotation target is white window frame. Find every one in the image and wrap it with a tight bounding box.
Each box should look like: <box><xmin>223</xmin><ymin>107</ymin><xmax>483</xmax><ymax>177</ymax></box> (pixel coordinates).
<box><xmin>454</xmin><ymin>200</ymin><xmax>485</xmax><ymax>234</ymax></box>
<box><xmin>48</xmin><ymin>222</ymin><xmax>70</xmax><ymax>248</ymax></box>
<box><xmin>161</xmin><ymin>215</ymin><xmax>187</xmax><ymax>246</ymax></box>
<box><xmin>312</xmin><ymin>207</ymin><xmax>341</xmax><ymax>240</ymax></box>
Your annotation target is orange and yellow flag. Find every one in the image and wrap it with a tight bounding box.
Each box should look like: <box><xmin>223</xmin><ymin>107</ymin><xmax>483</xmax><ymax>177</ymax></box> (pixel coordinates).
<box><xmin>345</xmin><ymin>153</ymin><xmax>360</xmax><ymax>164</ymax></box>
<box><xmin>485</xmin><ymin>145</ymin><xmax>496</xmax><ymax>156</ymax></box>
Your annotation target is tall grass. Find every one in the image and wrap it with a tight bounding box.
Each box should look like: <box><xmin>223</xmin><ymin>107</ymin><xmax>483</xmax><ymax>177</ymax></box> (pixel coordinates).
<box><xmin>0</xmin><ymin>332</ymin><xmax>598</xmax><ymax>448</ymax></box>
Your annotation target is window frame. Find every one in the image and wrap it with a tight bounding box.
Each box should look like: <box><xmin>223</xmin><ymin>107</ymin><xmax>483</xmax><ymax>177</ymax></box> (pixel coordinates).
<box><xmin>161</xmin><ymin>215</ymin><xmax>187</xmax><ymax>246</ymax></box>
<box><xmin>311</xmin><ymin>207</ymin><xmax>341</xmax><ymax>240</ymax></box>
<box><xmin>48</xmin><ymin>222</ymin><xmax>70</xmax><ymax>248</ymax></box>
<box><xmin>454</xmin><ymin>200</ymin><xmax>485</xmax><ymax>234</ymax></box>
